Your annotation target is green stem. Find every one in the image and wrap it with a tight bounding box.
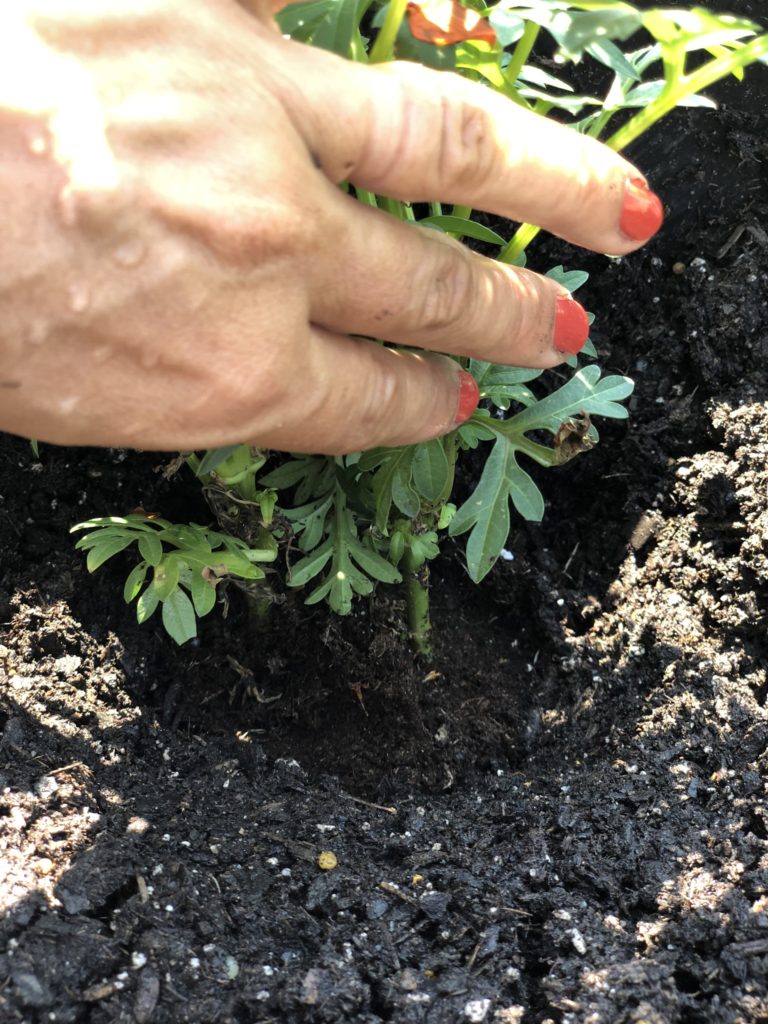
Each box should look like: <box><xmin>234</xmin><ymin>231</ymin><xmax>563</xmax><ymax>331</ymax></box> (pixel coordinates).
<box><xmin>379</xmin><ymin>195</ymin><xmax>408</xmax><ymax>219</ymax></box>
<box><xmin>356</xmin><ymin>188</ymin><xmax>379</xmax><ymax>207</ymax></box>
<box><xmin>403</xmin><ymin>543</ymin><xmax>432</xmax><ymax>657</ymax></box>
<box><xmin>504</xmin><ymin>21</ymin><xmax>540</xmax><ymax>87</ymax></box>
<box><xmin>369</xmin><ymin>0</ymin><xmax>408</xmax><ymax>63</ymax></box>
<box><xmin>607</xmin><ymin>33</ymin><xmax>768</xmax><ymax>151</ymax></box>
<box><xmin>499</xmin><ymin>222</ymin><xmax>540</xmax><ymax>264</ymax></box>
<box><xmin>500</xmin><ymin>33</ymin><xmax>768</xmax><ymax>265</ymax></box>
<box><xmin>475</xmin><ymin>415</ymin><xmax>557</xmax><ymax>468</ymax></box>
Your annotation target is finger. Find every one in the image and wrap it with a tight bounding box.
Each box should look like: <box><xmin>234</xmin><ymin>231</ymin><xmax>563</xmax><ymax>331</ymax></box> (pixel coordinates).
<box><xmin>274</xmin><ymin>44</ymin><xmax>663</xmax><ymax>256</ymax></box>
<box><xmin>245</xmin><ymin>330</ymin><xmax>479</xmax><ymax>455</ymax></box>
<box><xmin>309</xmin><ymin>190</ymin><xmax>588</xmax><ymax>367</ymax></box>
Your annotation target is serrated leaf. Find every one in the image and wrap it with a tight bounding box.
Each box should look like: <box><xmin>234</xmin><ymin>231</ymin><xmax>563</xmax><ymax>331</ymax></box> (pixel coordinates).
<box><xmin>348</xmin><ymin>540</ymin><xmax>402</xmax><ymax>584</ymax></box>
<box><xmin>75</xmin><ymin>527</ymin><xmax>133</xmax><ymax>551</ymax></box>
<box><xmin>546</xmin><ymin>265</ymin><xmax>590</xmax><ymax>293</ymax></box>
<box><xmin>298</xmin><ymin>495</ymin><xmax>333</xmax><ymax>552</ymax></box>
<box><xmin>450</xmin><ymin>438</ymin><xmax>544</xmax><ymax>582</ymax></box>
<box><xmin>86</xmin><ymin>534</ymin><xmax>135</xmax><ymax>572</ymax></box>
<box><xmin>123</xmin><ymin>561</ymin><xmax>148</xmax><ymax>603</ymax></box>
<box><xmin>329</xmin><ymin>572</ymin><xmax>356</xmax><ymax>615</ymax></box>
<box><xmin>586</xmin><ymin>38</ymin><xmax>640</xmax><ymax>80</ymax></box>
<box><xmin>161</xmin><ymin>589</ymin><xmax>197</xmax><ymax>645</ymax></box>
<box><xmin>138</xmin><ymin>532</ymin><xmax>163</xmax><ymax>566</ymax></box>
<box><xmin>509</xmin><ymin>366</ymin><xmax>634</xmax><ymax>434</ymax></box>
<box><xmin>260</xmin><ymin>457</ymin><xmax>314</xmax><ymax>489</ymax></box>
<box><xmin>289</xmin><ymin>539</ymin><xmax>334</xmax><ymax>588</ymax></box>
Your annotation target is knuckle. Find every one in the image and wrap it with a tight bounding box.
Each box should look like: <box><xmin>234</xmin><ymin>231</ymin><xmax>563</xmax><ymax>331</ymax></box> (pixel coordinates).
<box><xmin>180</xmin><ymin>193</ymin><xmax>308</xmax><ymax>266</ymax></box>
<box><xmin>414</xmin><ymin>241</ymin><xmax>477</xmax><ymax>335</ymax></box>
<box><xmin>435</xmin><ymin>83</ymin><xmax>500</xmax><ymax>192</ymax></box>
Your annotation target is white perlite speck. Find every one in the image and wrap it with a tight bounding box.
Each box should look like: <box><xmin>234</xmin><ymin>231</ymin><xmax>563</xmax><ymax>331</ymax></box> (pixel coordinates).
<box><xmin>464</xmin><ymin>998</ymin><xmax>492</xmax><ymax>1022</ymax></box>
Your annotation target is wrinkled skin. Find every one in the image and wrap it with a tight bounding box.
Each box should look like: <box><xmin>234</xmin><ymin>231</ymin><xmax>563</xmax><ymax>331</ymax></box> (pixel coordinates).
<box><xmin>0</xmin><ymin>0</ymin><xmax>660</xmax><ymax>453</ymax></box>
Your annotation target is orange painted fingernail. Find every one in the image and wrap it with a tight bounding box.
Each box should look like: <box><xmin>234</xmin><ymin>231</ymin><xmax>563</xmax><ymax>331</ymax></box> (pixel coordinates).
<box><xmin>454</xmin><ymin>370</ymin><xmax>479</xmax><ymax>425</ymax></box>
<box><xmin>554</xmin><ymin>296</ymin><xmax>589</xmax><ymax>355</ymax></box>
<box><xmin>620</xmin><ymin>177</ymin><xmax>664</xmax><ymax>241</ymax></box>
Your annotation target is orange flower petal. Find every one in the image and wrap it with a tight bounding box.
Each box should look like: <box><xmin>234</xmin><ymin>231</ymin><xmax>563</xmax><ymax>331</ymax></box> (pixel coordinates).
<box><xmin>407</xmin><ymin>0</ymin><xmax>496</xmax><ymax>46</ymax></box>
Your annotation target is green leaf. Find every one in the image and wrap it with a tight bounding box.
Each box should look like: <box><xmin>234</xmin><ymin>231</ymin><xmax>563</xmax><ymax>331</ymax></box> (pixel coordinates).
<box><xmin>136</xmin><ymin>586</ymin><xmax>160</xmax><ymax>624</ymax></box>
<box><xmin>138</xmin><ymin>532</ymin><xmax>163</xmax><ymax>567</ymax></box>
<box><xmin>260</xmin><ymin>457</ymin><xmax>315</xmax><ymax>489</ymax></box>
<box><xmin>412</xmin><ymin>439</ymin><xmax>450</xmax><ymax>504</ymax></box>
<box><xmin>161</xmin><ymin>589</ymin><xmax>197</xmax><ymax>645</ymax></box>
<box><xmin>516</xmin><ymin>64</ymin><xmax>574</xmax><ymax>92</ymax></box>
<box><xmin>488</xmin><ymin>8</ymin><xmax>525</xmax><ymax>47</ymax></box>
<box><xmin>419</xmin><ymin>215</ymin><xmax>506</xmax><ymax>246</ymax></box>
<box><xmin>348</xmin><ymin>540</ymin><xmax>402</xmax><ymax>585</ymax></box>
<box><xmin>369</xmin><ymin>448</ymin><xmax>416</xmax><ymax>530</ymax></box>
<box><xmin>276</xmin><ymin>0</ymin><xmax>335</xmax><ymax>41</ymax></box>
<box><xmin>391</xmin><ymin>463</ymin><xmax>420</xmax><ymax>519</ymax></box>
<box><xmin>395</xmin><ymin>22</ymin><xmax>457</xmax><ymax>69</ymax></box>
<box><xmin>586</xmin><ymin>38</ymin><xmax>640</xmax><ymax>80</ymax></box>
<box><xmin>450</xmin><ymin>439</ymin><xmax>544</xmax><ymax>582</ymax></box>
<box><xmin>123</xmin><ymin>561</ymin><xmax>148</xmax><ymax>603</ymax></box>
<box><xmin>190</xmin><ymin>571</ymin><xmax>217</xmax><ymax>618</ymax></box>
<box><xmin>195</xmin><ymin>445</ymin><xmax>243</xmax><ymax>478</ymax></box>
<box><xmin>311</xmin><ymin>0</ymin><xmax>373</xmax><ymax>56</ymax></box>
<box><xmin>546</xmin><ymin>265</ymin><xmax>590</xmax><ymax>293</ymax></box>
<box><xmin>509</xmin><ymin>365</ymin><xmax>634</xmax><ymax>434</ymax></box>
<box><xmin>86</xmin><ymin>534</ymin><xmax>134</xmax><ymax>572</ymax></box>
<box><xmin>289</xmin><ymin>539</ymin><xmax>334</xmax><ymax>588</ymax></box>
<box><xmin>152</xmin><ymin>556</ymin><xmax>181</xmax><ymax>601</ymax></box>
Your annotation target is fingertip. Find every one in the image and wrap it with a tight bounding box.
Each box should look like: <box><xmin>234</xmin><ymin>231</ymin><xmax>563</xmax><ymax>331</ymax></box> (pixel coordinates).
<box><xmin>454</xmin><ymin>369</ymin><xmax>480</xmax><ymax>426</ymax></box>
<box><xmin>619</xmin><ymin>177</ymin><xmax>664</xmax><ymax>243</ymax></box>
<box><xmin>553</xmin><ymin>295</ymin><xmax>590</xmax><ymax>356</ymax></box>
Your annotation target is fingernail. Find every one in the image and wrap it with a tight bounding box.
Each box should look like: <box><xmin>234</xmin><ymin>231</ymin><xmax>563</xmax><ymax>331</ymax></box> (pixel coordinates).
<box><xmin>620</xmin><ymin>177</ymin><xmax>664</xmax><ymax>241</ymax></box>
<box><xmin>554</xmin><ymin>295</ymin><xmax>589</xmax><ymax>355</ymax></box>
<box><xmin>454</xmin><ymin>370</ymin><xmax>479</xmax><ymax>425</ymax></box>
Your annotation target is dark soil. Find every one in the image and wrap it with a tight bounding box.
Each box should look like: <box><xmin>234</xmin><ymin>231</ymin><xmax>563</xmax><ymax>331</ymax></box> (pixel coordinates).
<box><xmin>2</xmin><ymin>21</ymin><xmax>768</xmax><ymax>1024</ymax></box>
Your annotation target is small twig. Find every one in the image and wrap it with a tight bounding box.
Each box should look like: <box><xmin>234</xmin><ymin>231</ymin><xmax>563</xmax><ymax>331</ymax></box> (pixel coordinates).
<box><xmin>561</xmin><ymin>541</ymin><xmax>580</xmax><ymax>578</ymax></box>
<box><xmin>346</xmin><ymin>794</ymin><xmax>397</xmax><ymax>815</ymax></box>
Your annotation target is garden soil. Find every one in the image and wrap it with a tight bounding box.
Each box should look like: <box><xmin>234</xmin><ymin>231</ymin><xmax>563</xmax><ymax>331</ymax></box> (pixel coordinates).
<box><xmin>2</xmin><ymin>22</ymin><xmax>768</xmax><ymax>1024</ymax></box>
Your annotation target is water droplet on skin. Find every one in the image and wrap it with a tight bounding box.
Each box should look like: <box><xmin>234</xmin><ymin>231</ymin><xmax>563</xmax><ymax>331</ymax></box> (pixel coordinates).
<box><xmin>112</xmin><ymin>239</ymin><xmax>146</xmax><ymax>268</ymax></box>
<box><xmin>58</xmin><ymin>396</ymin><xmax>79</xmax><ymax>416</ymax></box>
<box><xmin>57</xmin><ymin>187</ymin><xmax>78</xmax><ymax>227</ymax></box>
<box><xmin>67</xmin><ymin>282</ymin><xmax>90</xmax><ymax>314</ymax></box>
<box><xmin>29</xmin><ymin>134</ymin><xmax>48</xmax><ymax>157</ymax></box>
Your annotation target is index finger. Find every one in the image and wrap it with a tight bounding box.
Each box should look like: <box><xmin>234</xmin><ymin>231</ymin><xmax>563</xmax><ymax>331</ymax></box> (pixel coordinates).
<box><xmin>274</xmin><ymin>44</ymin><xmax>663</xmax><ymax>256</ymax></box>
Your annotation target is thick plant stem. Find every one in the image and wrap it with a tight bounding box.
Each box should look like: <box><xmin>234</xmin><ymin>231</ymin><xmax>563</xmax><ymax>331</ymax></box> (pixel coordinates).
<box><xmin>505</xmin><ymin>21</ymin><xmax>540</xmax><ymax>88</ymax></box>
<box><xmin>403</xmin><ymin>545</ymin><xmax>432</xmax><ymax>657</ymax></box>
<box><xmin>370</xmin><ymin>0</ymin><xmax>408</xmax><ymax>63</ymax></box>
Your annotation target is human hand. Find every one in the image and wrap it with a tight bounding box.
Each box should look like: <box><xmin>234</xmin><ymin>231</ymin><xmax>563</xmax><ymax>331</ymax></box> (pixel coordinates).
<box><xmin>0</xmin><ymin>0</ymin><xmax>662</xmax><ymax>453</ymax></box>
